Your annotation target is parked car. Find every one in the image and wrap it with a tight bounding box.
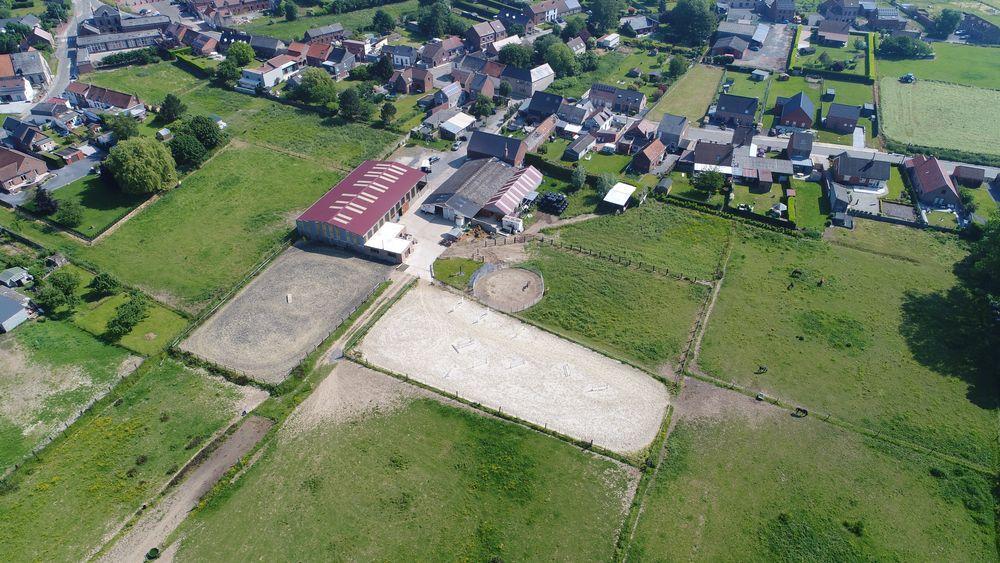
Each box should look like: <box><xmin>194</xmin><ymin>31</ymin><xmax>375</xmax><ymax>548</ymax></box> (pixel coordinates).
<box><xmin>428</xmin><ymin>155</ymin><xmax>441</xmax><ymax>164</ymax></box>
<box><xmin>451</xmin><ymin>141</ymin><xmax>462</xmax><ymax>151</ymax></box>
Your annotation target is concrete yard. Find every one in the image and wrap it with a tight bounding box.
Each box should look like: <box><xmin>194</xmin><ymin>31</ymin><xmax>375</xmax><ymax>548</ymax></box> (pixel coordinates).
<box><xmin>182</xmin><ymin>243</ymin><xmax>391</xmax><ymax>384</ymax></box>
<box><xmin>357</xmin><ymin>282</ymin><xmax>669</xmax><ymax>455</ymax></box>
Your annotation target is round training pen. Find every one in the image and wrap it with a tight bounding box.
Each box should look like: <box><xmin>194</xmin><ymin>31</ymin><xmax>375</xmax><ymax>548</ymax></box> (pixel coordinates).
<box><xmin>471</xmin><ymin>267</ymin><xmax>544</xmax><ymax>313</ymax></box>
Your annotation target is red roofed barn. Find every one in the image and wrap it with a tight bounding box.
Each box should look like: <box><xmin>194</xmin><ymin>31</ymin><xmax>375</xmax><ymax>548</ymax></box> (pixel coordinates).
<box><xmin>296</xmin><ymin>161</ymin><xmax>426</xmax><ymax>263</ymax></box>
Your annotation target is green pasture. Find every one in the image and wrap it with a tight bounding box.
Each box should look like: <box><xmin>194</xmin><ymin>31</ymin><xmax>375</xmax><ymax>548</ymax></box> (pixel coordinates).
<box><xmin>24</xmin><ymin>176</ymin><xmax>149</xmax><ymax>238</ymax></box>
<box><xmin>646</xmin><ymin>64</ymin><xmax>723</xmax><ymax>122</ymax></box>
<box><xmin>877</xmin><ymin>42</ymin><xmax>1000</xmax><ymax>89</ymax></box>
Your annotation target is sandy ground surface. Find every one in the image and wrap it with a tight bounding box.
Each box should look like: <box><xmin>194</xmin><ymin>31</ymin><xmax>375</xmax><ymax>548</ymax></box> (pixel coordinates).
<box><xmin>442</xmin><ymin>240</ymin><xmax>530</xmax><ymax>264</ymax></box>
<box><xmin>358</xmin><ymin>282</ymin><xmax>669</xmax><ymax>455</ymax></box>
<box><xmin>181</xmin><ymin>243</ymin><xmax>391</xmax><ymax>384</ymax></box>
<box><xmin>673</xmin><ymin>377</ymin><xmax>782</xmax><ymax>426</ymax></box>
<box><xmin>97</xmin><ymin>408</ymin><xmax>270</xmax><ymax>563</ymax></box>
<box><xmin>283</xmin><ymin>361</ymin><xmax>440</xmax><ymax>437</ymax></box>
<box><xmin>472</xmin><ymin>268</ymin><xmax>544</xmax><ymax>313</ymax></box>
<box><xmin>0</xmin><ymin>338</ymin><xmax>140</xmax><ymax>466</ymax></box>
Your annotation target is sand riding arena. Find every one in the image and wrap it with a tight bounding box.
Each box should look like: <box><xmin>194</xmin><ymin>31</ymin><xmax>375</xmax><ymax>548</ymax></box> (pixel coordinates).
<box><xmin>472</xmin><ymin>267</ymin><xmax>544</xmax><ymax>313</ymax></box>
<box><xmin>357</xmin><ymin>282</ymin><xmax>669</xmax><ymax>455</ymax></box>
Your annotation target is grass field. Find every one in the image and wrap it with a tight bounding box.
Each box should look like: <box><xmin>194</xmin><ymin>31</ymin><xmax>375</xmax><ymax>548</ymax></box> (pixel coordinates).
<box><xmin>547</xmin><ymin>202</ymin><xmax>732</xmax><ymax>281</ymax></box>
<box><xmin>879</xmin><ymin>78</ymin><xmax>1000</xmax><ymax>157</ymax></box>
<box><xmin>966</xmin><ymin>185</ymin><xmax>998</xmax><ymax>219</ymax></box>
<box><xmin>0</xmin><ymin>359</ymin><xmax>243</xmax><ymax>562</ymax></box>
<box><xmin>886</xmin><ymin>164</ymin><xmax>907</xmax><ymax>200</ymax></box>
<box><xmin>0</xmin><ymin>320</ymin><xmax>133</xmax><ymax>471</ymax></box>
<box><xmin>237</xmin><ymin>0</ymin><xmax>421</xmax><ymax>41</ymax></box>
<box><xmin>519</xmin><ymin>245</ymin><xmax>708</xmax><ymax>369</ymax></box>
<box><xmin>646</xmin><ymin>64</ymin><xmax>723</xmax><ymax>122</ymax></box>
<box><xmin>790</xmin><ymin>180</ymin><xmax>829</xmax><ymax>231</ymax></box>
<box><xmin>628</xmin><ymin>397</ymin><xmax>998</xmax><ymax>560</ymax></box>
<box><xmin>432</xmin><ymin>257</ymin><xmax>481</xmax><ymax>290</ymax></box>
<box><xmin>699</xmin><ymin>224</ymin><xmax>998</xmax><ymax>469</ymax></box>
<box><xmin>24</xmin><ymin>176</ymin><xmax>149</xmax><ymax>238</ymax></box>
<box><xmin>173</xmin><ymin>389</ymin><xmax>634</xmax><ymax>561</ymax></box>
<box><xmin>876</xmin><ymin>42</ymin><xmax>1000</xmax><ymax>89</ymax></box>
<box><xmin>547</xmin><ymin>48</ymin><xmax>662</xmax><ymax>99</ymax></box>
<box><xmin>668</xmin><ymin>171</ymin><xmax>726</xmax><ymax>207</ymax></box>
<box><xmin>86</xmin><ymin>64</ymin><xmax>205</xmax><ymax>106</ymax></box>
<box><xmin>534</xmin><ymin>176</ymin><xmax>602</xmax><ymax>218</ymax></box>
<box><xmin>71</xmin><ymin>144</ymin><xmax>342</xmax><ymax>312</ymax></box>
<box><xmin>539</xmin><ymin>138</ymin><xmax>633</xmax><ymax>175</ymax></box>
<box><xmin>73</xmin><ymin>292</ymin><xmax>188</xmax><ymax>356</ymax></box>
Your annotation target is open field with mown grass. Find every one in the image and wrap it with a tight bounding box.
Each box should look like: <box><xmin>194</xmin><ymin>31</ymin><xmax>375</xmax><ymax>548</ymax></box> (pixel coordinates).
<box><xmin>236</xmin><ymin>0</ymin><xmax>421</xmax><ymax>41</ymax></box>
<box><xmin>789</xmin><ymin>180</ymin><xmax>829</xmax><ymax>231</ymax></box>
<box><xmin>628</xmin><ymin>380</ymin><xmax>998</xmax><ymax>560</ymax></box>
<box><xmin>73</xmin><ymin>292</ymin><xmax>188</xmax><ymax>356</ymax></box>
<box><xmin>876</xmin><ymin>42</ymin><xmax>1000</xmax><ymax>89</ymax></box>
<box><xmin>172</xmin><ymin>364</ymin><xmax>635</xmax><ymax>561</ymax></box>
<box><xmin>699</xmin><ymin>223</ymin><xmax>998</xmax><ymax>469</ymax></box>
<box><xmin>879</xmin><ymin>78</ymin><xmax>1000</xmax><ymax>158</ymax></box>
<box><xmin>668</xmin><ymin>171</ymin><xmax>726</xmax><ymax>207</ymax></box>
<box><xmin>797</xmin><ymin>35</ymin><xmax>869</xmax><ymax>77</ymax></box>
<box><xmin>646</xmin><ymin>64</ymin><xmax>723</xmax><ymax>121</ymax></box>
<box><xmin>0</xmin><ymin>319</ymin><xmax>135</xmax><ymax>471</ymax></box>
<box><xmin>546</xmin><ymin>203</ymin><xmax>731</xmax><ymax>280</ymax></box>
<box><xmin>519</xmin><ymin>245</ymin><xmax>708</xmax><ymax>370</ymax></box>
<box><xmin>547</xmin><ymin>48</ymin><xmax>662</xmax><ymax>99</ymax></box>
<box><xmin>72</xmin><ymin>144</ymin><xmax>343</xmax><ymax>313</ymax></box>
<box><xmin>432</xmin><ymin>257</ymin><xmax>481</xmax><ymax>290</ymax></box>
<box><xmin>0</xmin><ymin>359</ymin><xmax>246</xmax><ymax>562</ymax></box>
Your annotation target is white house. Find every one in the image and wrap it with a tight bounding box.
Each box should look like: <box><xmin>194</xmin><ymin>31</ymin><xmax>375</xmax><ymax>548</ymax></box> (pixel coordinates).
<box><xmin>597</xmin><ymin>33</ymin><xmax>620</xmax><ymax>48</ymax></box>
<box><xmin>0</xmin><ymin>77</ymin><xmax>33</xmax><ymax>102</ymax></box>
<box><xmin>235</xmin><ymin>55</ymin><xmax>300</xmax><ymax>93</ymax></box>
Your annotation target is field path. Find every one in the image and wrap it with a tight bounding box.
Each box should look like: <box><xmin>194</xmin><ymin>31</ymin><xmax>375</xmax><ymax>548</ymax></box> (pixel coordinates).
<box><xmin>96</xmin><ymin>415</ymin><xmax>274</xmax><ymax>563</ymax></box>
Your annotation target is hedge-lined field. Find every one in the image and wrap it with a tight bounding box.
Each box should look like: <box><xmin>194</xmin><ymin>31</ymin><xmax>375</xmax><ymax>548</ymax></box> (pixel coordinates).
<box><xmin>879</xmin><ymin>79</ymin><xmax>1000</xmax><ymax>158</ymax></box>
<box><xmin>699</xmin><ymin>224</ymin><xmax>998</xmax><ymax>469</ymax></box>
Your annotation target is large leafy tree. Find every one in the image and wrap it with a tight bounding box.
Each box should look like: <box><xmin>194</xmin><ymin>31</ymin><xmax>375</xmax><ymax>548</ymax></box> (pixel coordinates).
<box><xmin>372</xmin><ymin>55</ymin><xmax>394</xmax><ymax>81</ymax></box>
<box><xmin>372</xmin><ymin>9</ymin><xmax>395</xmax><ymax>35</ymax></box>
<box><xmin>589</xmin><ymin>0</ymin><xmax>624</xmax><ymax>33</ymax></box>
<box><xmin>877</xmin><ymin>35</ymin><xmax>933</xmax><ymax>58</ymax></box>
<box><xmin>532</xmin><ymin>34</ymin><xmax>560</xmax><ymax>65</ymax></box>
<box><xmin>183</xmin><ymin>115</ymin><xmax>225</xmax><ymax>149</ymax></box>
<box><xmin>561</xmin><ymin>16</ymin><xmax>587</xmax><ymax>40</ymax></box>
<box><xmin>498</xmin><ymin>43</ymin><xmax>533</xmax><ymax>68</ymax></box>
<box><xmin>470</xmin><ymin>95</ymin><xmax>495</xmax><ymax>118</ymax></box>
<box><xmin>670</xmin><ymin>0</ymin><xmax>716</xmax><ymax>45</ymax></box>
<box><xmin>159</xmin><ymin>93</ymin><xmax>187</xmax><ymax>123</ymax></box>
<box><xmin>88</xmin><ymin>272</ymin><xmax>123</xmax><ymax>298</ymax></box>
<box><xmin>932</xmin><ymin>8</ymin><xmax>962</xmax><ymax>38</ymax></box>
<box><xmin>226</xmin><ymin>41</ymin><xmax>255</xmax><ymax>66</ymax></box>
<box><xmin>214</xmin><ymin>59</ymin><xmax>241</xmax><ymax>85</ymax></box>
<box><xmin>545</xmin><ymin>42</ymin><xmax>580</xmax><ymax>76</ymax></box>
<box><xmin>339</xmin><ymin>86</ymin><xmax>373</xmax><ymax>121</ymax></box>
<box><xmin>169</xmin><ymin>133</ymin><xmax>207</xmax><ymax>166</ymax></box>
<box><xmin>105</xmin><ymin>137</ymin><xmax>177</xmax><ymax>195</ymax></box>
<box><xmin>104</xmin><ymin>114</ymin><xmax>139</xmax><ymax>141</ymax></box>
<box><xmin>54</xmin><ymin>201</ymin><xmax>83</xmax><ymax>228</ymax></box>
<box><xmin>290</xmin><ymin>68</ymin><xmax>339</xmax><ymax>107</ymax></box>
<box><xmin>380</xmin><ymin>101</ymin><xmax>397</xmax><ymax>126</ymax></box>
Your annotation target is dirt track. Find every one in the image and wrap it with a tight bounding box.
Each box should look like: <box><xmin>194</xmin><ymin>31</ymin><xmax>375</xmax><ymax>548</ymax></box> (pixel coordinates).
<box><xmin>98</xmin><ymin>415</ymin><xmax>273</xmax><ymax>563</ymax></box>
<box><xmin>358</xmin><ymin>282</ymin><xmax>669</xmax><ymax>455</ymax></box>
<box><xmin>472</xmin><ymin>268</ymin><xmax>544</xmax><ymax>313</ymax></box>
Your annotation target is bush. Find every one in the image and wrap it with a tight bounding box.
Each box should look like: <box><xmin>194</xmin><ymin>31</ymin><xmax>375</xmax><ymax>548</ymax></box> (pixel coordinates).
<box><xmin>104</xmin><ymin>292</ymin><xmax>150</xmax><ymax>340</ymax></box>
<box><xmin>88</xmin><ymin>272</ymin><xmax>123</xmax><ymax>297</ymax></box>
<box><xmin>169</xmin><ymin>133</ymin><xmax>207</xmax><ymax>167</ymax></box>
<box><xmin>786</xmin><ymin>196</ymin><xmax>797</xmax><ymax>223</ymax></box>
<box><xmin>53</xmin><ymin>200</ymin><xmax>83</xmax><ymax>227</ymax></box>
<box><xmin>105</xmin><ymin>137</ymin><xmax>177</xmax><ymax>195</ymax></box>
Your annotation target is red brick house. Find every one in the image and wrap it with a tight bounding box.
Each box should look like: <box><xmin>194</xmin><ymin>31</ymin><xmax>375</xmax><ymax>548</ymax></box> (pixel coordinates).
<box><xmin>631</xmin><ymin>138</ymin><xmax>666</xmax><ymax>173</ymax></box>
<box><xmin>906</xmin><ymin>155</ymin><xmax>961</xmax><ymax>208</ymax></box>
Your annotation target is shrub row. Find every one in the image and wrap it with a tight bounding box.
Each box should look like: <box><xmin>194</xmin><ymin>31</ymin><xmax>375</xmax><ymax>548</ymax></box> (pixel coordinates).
<box><xmin>883</xmin><ymin>138</ymin><xmax>1000</xmax><ymax>168</ymax></box>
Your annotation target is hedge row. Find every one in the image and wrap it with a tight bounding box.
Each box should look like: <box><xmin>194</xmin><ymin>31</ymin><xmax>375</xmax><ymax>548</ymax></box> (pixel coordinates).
<box><xmin>865</xmin><ymin>31</ymin><xmax>876</xmax><ymax>79</ymax></box>
<box><xmin>883</xmin><ymin>138</ymin><xmax>1000</xmax><ymax>168</ymax></box>
<box><xmin>786</xmin><ymin>195</ymin><xmax>797</xmax><ymax>223</ymax></box>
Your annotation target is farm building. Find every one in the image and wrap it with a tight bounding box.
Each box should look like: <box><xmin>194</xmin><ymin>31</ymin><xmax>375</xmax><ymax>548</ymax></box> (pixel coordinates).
<box><xmin>906</xmin><ymin>155</ymin><xmax>961</xmax><ymax>208</ymax></box>
<box><xmin>564</xmin><ymin>134</ymin><xmax>596</xmax><ymax>161</ymax></box>
<box><xmin>296</xmin><ymin>161</ymin><xmax>426</xmax><ymax>263</ymax></box>
<box><xmin>0</xmin><ymin>294</ymin><xmax>28</xmax><ymax>333</ymax></box>
<box><xmin>603</xmin><ymin>182</ymin><xmax>637</xmax><ymax>211</ymax></box>
<box><xmin>0</xmin><ymin>266</ymin><xmax>32</xmax><ymax>287</ymax></box>
<box><xmin>467</xmin><ymin>131</ymin><xmax>527</xmax><ymax>166</ymax></box>
<box><xmin>439</xmin><ymin>112</ymin><xmax>476</xmax><ymax>140</ymax></box>
<box><xmin>421</xmin><ymin>158</ymin><xmax>542</xmax><ymax>227</ymax></box>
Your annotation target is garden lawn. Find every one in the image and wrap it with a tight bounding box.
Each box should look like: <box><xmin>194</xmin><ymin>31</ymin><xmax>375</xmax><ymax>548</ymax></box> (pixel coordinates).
<box><xmin>966</xmin><ymin>185</ymin><xmax>998</xmax><ymax>219</ymax></box>
<box><xmin>72</xmin><ymin>144</ymin><xmax>343</xmax><ymax>313</ymax></box>
<box><xmin>432</xmin><ymin>257</ymin><xmax>481</xmax><ymax>290</ymax></box>
<box><xmin>879</xmin><ymin>78</ymin><xmax>1000</xmax><ymax>157</ymax></box>
<box><xmin>729</xmin><ymin>181</ymin><xmax>783</xmax><ymax>214</ymax></box>
<box><xmin>790</xmin><ymin>180</ymin><xmax>828</xmax><ymax>231</ymax></box>
<box><xmin>72</xmin><ymin>293</ymin><xmax>188</xmax><ymax>356</ymax></box>
<box><xmin>534</xmin><ymin>176</ymin><xmax>602</xmax><ymax>218</ymax></box>
<box><xmin>699</xmin><ymin>226</ymin><xmax>998</xmax><ymax>469</ymax></box>
<box><xmin>926</xmin><ymin>209</ymin><xmax>958</xmax><ymax>229</ymax></box>
<box><xmin>646</xmin><ymin>64</ymin><xmax>723</xmax><ymax>122</ymax></box>
<box><xmin>547</xmin><ymin>202</ymin><xmax>732</xmax><ymax>281</ymax></box>
<box><xmin>0</xmin><ymin>359</ymin><xmax>243</xmax><ymax>562</ymax></box>
<box><xmin>876</xmin><ymin>42</ymin><xmax>1000</xmax><ymax>89</ymax></box>
<box><xmin>547</xmin><ymin>48</ymin><xmax>661</xmax><ymax>99</ymax></box>
<box><xmin>237</xmin><ymin>0</ymin><xmax>421</xmax><ymax>41</ymax></box>
<box><xmin>628</xmin><ymin>403</ymin><xmax>997</xmax><ymax>560</ymax></box>
<box><xmin>173</xmin><ymin>395</ymin><xmax>633</xmax><ymax>561</ymax></box>
<box><xmin>886</xmin><ymin>164</ymin><xmax>906</xmax><ymax>200</ymax></box>
<box><xmin>724</xmin><ymin>71</ymin><xmax>770</xmax><ymax>102</ymax></box>
<box><xmin>668</xmin><ymin>171</ymin><xmax>726</xmax><ymax>207</ymax></box>
<box><xmin>0</xmin><ymin>320</ymin><xmax>132</xmax><ymax>471</ymax></box>
<box><xmin>797</xmin><ymin>37</ymin><xmax>868</xmax><ymax>77</ymax></box>
<box><xmin>24</xmin><ymin>176</ymin><xmax>149</xmax><ymax>238</ymax></box>
<box><xmin>520</xmin><ymin>246</ymin><xmax>707</xmax><ymax>369</ymax></box>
